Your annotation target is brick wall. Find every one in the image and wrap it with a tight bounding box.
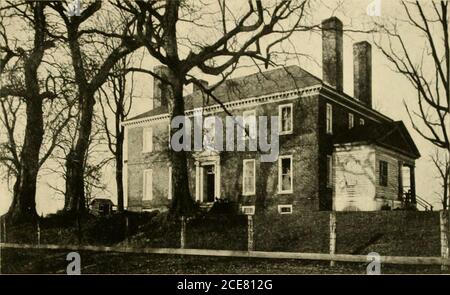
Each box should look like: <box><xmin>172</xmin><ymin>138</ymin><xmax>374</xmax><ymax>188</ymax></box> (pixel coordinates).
<box><xmin>126</xmin><ymin>94</ymin><xmax>321</xmax><ymax>212</ymax></box>
<box><xmin>126</xmin><ymin>118</ymin><xmax>171</xmax><ymax>211</ymax></box>
<box><xmin>126</xmin><ymin>89</ymin><xmax>398</xmax><ymax>213</ymax></box>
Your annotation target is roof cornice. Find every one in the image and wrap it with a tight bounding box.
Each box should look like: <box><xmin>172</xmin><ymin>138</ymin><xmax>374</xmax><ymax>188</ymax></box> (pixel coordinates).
<box><xmin>122</xmin><ymin>84</ymin><xmax>322</xmax><ymax>127</ymax></box>
<box><xmin>122</xmin><ymin>83</ymin><xmax>395</xmax><ymax>128</ymax></box>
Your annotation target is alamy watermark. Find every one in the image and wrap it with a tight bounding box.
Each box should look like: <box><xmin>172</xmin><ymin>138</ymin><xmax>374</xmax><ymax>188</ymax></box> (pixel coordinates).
<box><xmin>170</xmin><ymin>114</ymin><xmax>280</xmax><ymax>162</ymax></box>
<box><xmin>366</xmin><ymin>0</ymin><xmax>382</xmax><ymax>17</ymax></box>
<box><xmin>366</xmin><ymin>252</ymin><xmax>381</xmax><ymax>274</ymax></box>
<box><xmin>66</xmin><ymin>0</ymin><xmax>82</xmax><ymax>17</ymax></box>
<box><xmin>66</xmin><ymin>252</ymin><xmax>81</xmax><ymax>275</ymax></box>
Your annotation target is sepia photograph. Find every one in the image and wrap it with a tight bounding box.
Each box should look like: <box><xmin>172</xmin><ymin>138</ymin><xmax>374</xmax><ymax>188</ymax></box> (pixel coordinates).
<box><xmin>0</xmin><ymin>0</ymin><xmax>449</xmax><ymax>281</ymax></box>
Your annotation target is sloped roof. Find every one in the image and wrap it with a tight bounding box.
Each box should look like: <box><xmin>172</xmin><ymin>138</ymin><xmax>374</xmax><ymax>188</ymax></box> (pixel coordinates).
<box><xmin>126</xmin><ymin>106</ymin><xmax>169</xmax><ymax>121</ymax></box>
<box><xmin>334</xmin><ymin>121</ymin><xmax>421</xmax><ymax>159</ymax></box>
<box><xmin>125</xmin><ymin>65</ymin><xmax>321</xmax><ymax>121</ymax></box>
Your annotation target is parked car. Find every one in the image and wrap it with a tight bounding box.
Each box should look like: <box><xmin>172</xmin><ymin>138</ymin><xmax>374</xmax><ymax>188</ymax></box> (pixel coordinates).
<box><xmin>90</xmin><ymin>198</ymin><xmax>115</xmax><ymax>216</ymax></box>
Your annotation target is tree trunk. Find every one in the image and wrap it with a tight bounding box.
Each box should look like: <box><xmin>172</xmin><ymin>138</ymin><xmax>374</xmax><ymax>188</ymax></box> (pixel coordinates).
<box><xmin>64</xmin><ymin>93</ymin><xmax>95</xmax><ymax>214</ymax></box>
<box><xmin>444</xmin><ymin>165</ymin><xmax>449</xmax><ymax>211</ymax></box>
<box><xmin>116</xmin><ymin>125</ymin><xmax>125</xmax><ymax>212</ymax></box>
<box><xmin>162</xmin><ymin>0</ymin><xmax>196</xmax><ymax>217</ymax></box>
<box><xmin>169</xmin><ymin>76</ymin><xmax>196</xmax><ymax>216</ymax></box>
<box><xmin>6</xmin><ymin>1</ymin><xmax>47</xmax><ymax>224</ymax></box>
<box><xmin>8</xmin><ymin>98</ymin><xmax>43</xmax><ymax>223</ymax></box>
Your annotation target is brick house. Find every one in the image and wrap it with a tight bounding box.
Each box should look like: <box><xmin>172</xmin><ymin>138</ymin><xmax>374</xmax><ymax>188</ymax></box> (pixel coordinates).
<box><xmin>122</xmin><ymin>17</ymin><xmax>421</xmax><ymax>214</ymax></box>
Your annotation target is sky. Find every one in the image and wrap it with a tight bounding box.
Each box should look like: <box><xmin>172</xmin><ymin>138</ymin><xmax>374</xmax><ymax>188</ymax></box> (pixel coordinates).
<box><xmin>0</xmin><ymin>0</ymin><xmax>446</xmax><ymax>215</ymax></box>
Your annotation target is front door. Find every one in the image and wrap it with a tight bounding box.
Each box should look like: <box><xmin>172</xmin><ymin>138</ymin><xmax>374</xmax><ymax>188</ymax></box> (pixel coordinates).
<box><xmin>203</xmin><ymin>164</ymin><xmax>215</xmax><ymax>202</ymax></box>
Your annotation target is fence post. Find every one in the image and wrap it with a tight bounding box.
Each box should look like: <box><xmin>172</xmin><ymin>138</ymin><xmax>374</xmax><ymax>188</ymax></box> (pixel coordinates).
<box><xmin>125</xmin><ymin>215</ymin><xmax>129</xmax><ymax>247</ymax></box>
<box><xmin>77</xmin><ymin>215</ymin><xmax>82</xmax><ymax>245</ymax></box>
<box><xmin>247</xmin><ymin>215</ymin><xmax>254</xmax><ymax>251</ymax></box>
<box><xmin>1</xmin><ymin>218</ymin><xmax>5</xmax><ymax>243</ymax></box>
<box><xmin>440</xmin><ymin>211</ymin><xmax>449</xmax><ymax>271</ymax></box>
<box><xmin>180</xmin><ymin>216</ymin><xmax>186</xmax><ymax>249</ymax></box>
<box><xmin>329</xmin><ymin>211</ymin><xmax>337</xmax><ymax>267</ymax></box>
<box><xmin>37</xmin><ymin>219</ymin><xmax>41</xmax><ymax>246</ymax></box>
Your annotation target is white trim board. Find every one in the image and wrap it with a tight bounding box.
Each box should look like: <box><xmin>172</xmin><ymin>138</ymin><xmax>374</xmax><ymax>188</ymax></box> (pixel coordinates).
<box><xmin>122</xmin><ymin>85</ymin><xmax>322</xmax><ymax>127</ymax></box>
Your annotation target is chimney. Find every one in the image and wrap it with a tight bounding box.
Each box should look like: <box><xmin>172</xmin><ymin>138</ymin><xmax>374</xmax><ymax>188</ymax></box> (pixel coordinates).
<box><xmin>353</xmin><ymin>41</ymin><xmax>372</xmax><ymax>107</ymax></box>
<box><xmin>193</xmin><ymin>79</ymin><xmax>209</xmax><ymax>93</ymax></box>
<box><xmin>322</xmin><ymin>17</ymin><xmax>343</xmax><ymax>92</ymax></box>
<box><xmin>153</xmin><ymin>65</ymin><xmax>171</xmax><ymax>109</ymax></box>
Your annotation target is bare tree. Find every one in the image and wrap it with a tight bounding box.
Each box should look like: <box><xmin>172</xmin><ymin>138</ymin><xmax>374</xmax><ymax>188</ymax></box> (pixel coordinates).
<box><xmin>115</xmin><ymin>0</ymin><xmax>310</xmax><ymax>216</ymax></box>
<box><xmin>0</xmin><ymin>97</ymin><xmax>22</xmax><ymax>185</ymax></box>
<box><xmin>48</xmin><ymin>1</ymin><xmax>143</xmax><ymax>215</ymax></box>
<box><xmin>374</xmin><ymin>1</ymin><xmax>450</xmax><ymax>209</ymax></box>
<box><xmin>42</xmin><ymin>112</ymin><xmax>112</xmax><ymax>212</ymax></box>
<box><xmin>98</xmin><ymin>54</ymin><xmax>136</xmax><ymax>212</ymax></box>
<box><xmin>432</xmin><ymin>149</ymin><xmax>450</xmax><ymax>210</ymax></box>
<box><xmin>0</xmin><ymin>1</ymin><xmax>74</xmax><ymax>223</ymax></box>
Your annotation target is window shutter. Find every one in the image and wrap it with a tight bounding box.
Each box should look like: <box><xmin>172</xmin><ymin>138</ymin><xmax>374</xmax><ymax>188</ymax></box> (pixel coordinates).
<box><xmin>143</xmin><ymin>169</ymin><xmax>153</xmax><ymax>200</ymax></box>
<box><xmin>143</xmin><ymin>128</ymin><xmax>153</xmax><ymax>152</ymax></box>
<box><xmin>168</xmin><ymin>167</ymin><xmax>172</xmax><ymax>200</ymax></box>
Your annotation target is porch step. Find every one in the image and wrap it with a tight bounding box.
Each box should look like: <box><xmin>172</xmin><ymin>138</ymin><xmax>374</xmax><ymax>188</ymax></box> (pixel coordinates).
<box><xmin>199</xmin><ymin>203</ymin><xmax>214</xmax><ymax>212</ymax></box>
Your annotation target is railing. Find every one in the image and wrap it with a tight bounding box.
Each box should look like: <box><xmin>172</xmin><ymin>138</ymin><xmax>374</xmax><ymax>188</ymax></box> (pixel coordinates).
<box><xmin>416</xmin><ymin>195</ymin><xmax>434</xmax><ymax>211</ymax></box>
<box><xmin>402</xmin><ymin>191</ymin><xmax>434</xmax><ymax>211</ymax></box>
<box><xmin>1</xmin><ymin>242</ymin><xmax>449</xmax><ymax>267</ymax></box>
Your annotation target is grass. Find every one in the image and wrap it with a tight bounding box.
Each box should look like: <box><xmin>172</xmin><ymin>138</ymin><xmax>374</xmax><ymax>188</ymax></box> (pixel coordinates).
<box><xmin>254</xmin><ymin>211</ymin><xmax>330</xmax><ymax>253</ymax></box>
<box><xmin>336</xmin><ymin>211</ymin><xmax>441</xmax><ymax>256</ymax></box>
<box><xmin>186</xmin><ymin>214</ymin><xmax>247</xmax><ymax>250</ymax></box>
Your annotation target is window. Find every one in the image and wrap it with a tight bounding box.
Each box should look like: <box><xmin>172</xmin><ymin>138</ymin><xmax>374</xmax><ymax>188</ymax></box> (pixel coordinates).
<box><xmin>348</xmin><ymin>113</ymin><xmax>354</xmax><ymax>129</ymax></box>
<box><xmin>243</xmin><ymin>159</ymin><xmax>256</xmax><ymax>195</ymax></box>
<box><xmin>326</xmin><ymin>103</ymin><xmax>333</xmax><ymax>134</ymax></box>
<box><xmin>360</xmin><ymin>118</ymin><xmax>365</xmax><ymax>126</ymax></box>
<box><xmin>379</xmin><ymin>160</ymin><xmax>388</xmax><ymax>187</ymax></box>
<box><xmin>241</xmin><ymin>205</ymin><xmax>255</xmax><ymax>215</ymax></box>
<box><xmin>278</xmin><ymin>155</ymin><xmax>293</xmax><ymax>193</ymax></box>
<box><xmin>168</xmin><ymin>166</ymin><xmax>172</xmax><ymax>200</ymax></box>
<box><xmin>279</xmin><ymin>104</ymin><xmax>293</xmax><ymax>134</ymax></box>
<box><xmin>143</xmin><ymin>169</ymin><xmax>153</xmax><ymax>200</ymax></box>
<box><xmin>327</xmin><ymin>155</ymin><xmax>333</xmax><ymax>188</ymax></box>
<box><xmin>278</xmin><ymin>205</ymin><xmax>293</xmax><ymax>214</ymax></box>
<box><xmin>242</xmin><ymin>110</ymin><xmax>257</xmax><ymax>141</ymax></box>
<box><xmin>143</xmin><ymin>127</ymin><xmax>153</xmax><ymax>152</ymax></box>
